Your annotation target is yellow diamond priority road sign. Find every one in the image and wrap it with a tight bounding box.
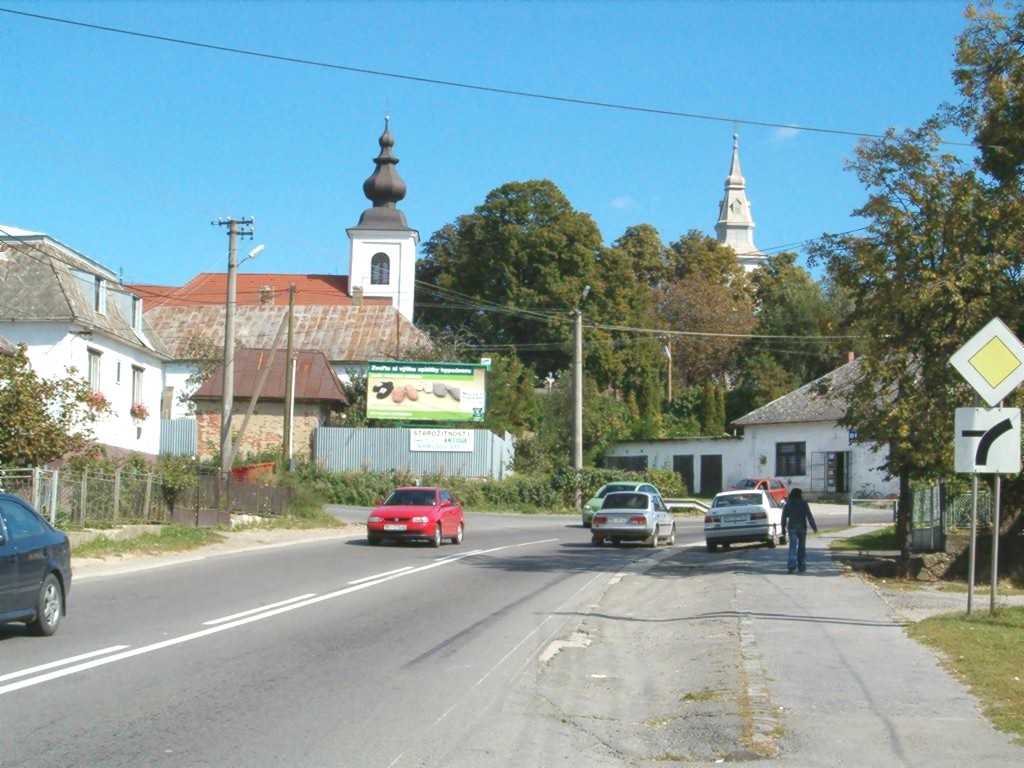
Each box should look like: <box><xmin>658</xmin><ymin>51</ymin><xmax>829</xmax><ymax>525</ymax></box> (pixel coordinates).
<box><xmin>950</xmin><ymin>318</ymin><xmax>1024</xmax><ymax>406</ymax></box>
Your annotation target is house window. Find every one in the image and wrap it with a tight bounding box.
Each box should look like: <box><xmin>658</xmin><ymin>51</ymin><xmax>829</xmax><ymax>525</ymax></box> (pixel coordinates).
<box><xmin>370</xmin><ymin>252</ymin><xmax>390</xmax><ymax>285</ymax></box>
<box><xmin>132</xmin><ymin>296</ymin><xmax>143</xmax><ymax>332</ymax></box>
<box><xmin>94</xmin><ymin>277</ymin><xmax>107</xmax><ymax>315</ymax></box>
<box><xmin>116</xmin><ymin>361</ymin><xmax>122</xmax><ymax>384</ymax></box>
<box><xmin>776</xmin><ymin>442</ymin><xmax>806</xmax><ymax>476</ymax></box>
<box><xmin>87</xmin><ymin>349</ymin><xmax>102</xmax><ymax>392</ymax></box>
<box><xmin>131</xmin><ymin>366</ymin><xmax>144</xmax><ymax>406</ymax></box>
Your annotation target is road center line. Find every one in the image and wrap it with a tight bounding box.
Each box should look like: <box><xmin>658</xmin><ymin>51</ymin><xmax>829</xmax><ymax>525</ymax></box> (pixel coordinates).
<box><xmin>435</xmin><ymin>548</ymin><xmax>482</xmax><ymax>561</ymax></box>
<box><xmin>0</xmin><ymin>645</ymin><xmax>130</xmax><ymax>683</ymax></box>
<box><xmin>0</xmin><ymin>537</ymin><xmax>560</xmax><ymax>698</ymax></box>
<box><xmin>202</xmin><ymin>594</ymin><xmax>317</xmax><ymax>626</ymax></box>
<box><xmin>348</xmin><ymin>567</ymin><xmax>413</xmax><ymax>585</ymax></box>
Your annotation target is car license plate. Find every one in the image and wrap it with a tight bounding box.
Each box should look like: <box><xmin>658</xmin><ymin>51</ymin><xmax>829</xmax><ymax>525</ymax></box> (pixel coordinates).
<box><xmin>383</xmin><ymin>524</ymin><xmax>407</xmax><ymax>531</ymax></box>
<box><xmin>726</xmin><ymin>514</ymin><xmax>749</xmax><ymax>524</ymax></box>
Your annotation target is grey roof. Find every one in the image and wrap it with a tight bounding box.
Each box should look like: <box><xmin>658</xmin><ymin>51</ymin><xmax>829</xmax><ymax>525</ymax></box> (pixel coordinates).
<box><xmin>732</xmin><ymin>359</ymin><xmax>860</xmax><ymax>427</ymax></box>
<box><xmin>145</xmin><ymin>303</ymin><xmax>430</xmax><ymax>363</ymax></box>
<box><xmin>0</xmin><ymin>234</ymin><xmax>171</xmax><ymax>358</ymax></box>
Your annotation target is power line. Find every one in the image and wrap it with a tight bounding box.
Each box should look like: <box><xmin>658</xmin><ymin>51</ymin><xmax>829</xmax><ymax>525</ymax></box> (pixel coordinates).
<box><xmin>0</xmin><ymin>7</ymin><xmax>980</xmax><ymax>148</ymax></box>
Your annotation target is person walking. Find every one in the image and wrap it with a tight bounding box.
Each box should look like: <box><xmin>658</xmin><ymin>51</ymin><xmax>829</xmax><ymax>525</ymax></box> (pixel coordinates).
<box><xmin>780</xmin><ymin>488</ymin><xmax>817</xmax><ymax>573</ymax></box>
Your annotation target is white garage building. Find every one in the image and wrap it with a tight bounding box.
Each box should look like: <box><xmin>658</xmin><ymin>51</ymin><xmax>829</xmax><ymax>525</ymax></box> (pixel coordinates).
<box><xmin>605</xmin><ymin>360</ymin><xmax>898</xmax><ymax>499</ymax></box>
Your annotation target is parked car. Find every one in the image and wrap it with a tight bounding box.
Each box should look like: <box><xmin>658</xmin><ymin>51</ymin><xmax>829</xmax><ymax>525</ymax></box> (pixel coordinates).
<box><xmin>591</xmin><ymin>491</ymin><xmax>675</xmax><ymax>547</ymax></box>
<box><xmin>730</xmin><ymin>477</ymin><xmax>789</xmax><ymax>505</ymax></box>
<box><xmin>704</xmin><ymin>489</ymin><xmax>783</xmax><ymax>552</ymax></box>
<box><xmin>366</xmin><ymin>487</ymin><xmax>464</xmax><ymax>547</ymax></box>
<box><xmin>0</xmin><ymin>493</ymin><xmax>71</xmax><ymax>636</ymax></box>
<box><xmin>581</xmin><ymin>482</ymin><xmax>662</xmax><ymax>527</ymax></box>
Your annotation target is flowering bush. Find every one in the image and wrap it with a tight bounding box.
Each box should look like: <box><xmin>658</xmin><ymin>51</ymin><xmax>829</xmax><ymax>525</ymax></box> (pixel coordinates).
<box><xmin>86</xmin><ymin>391</ymin><xmax>110</xmax><ymax>411</ymax></box>
<box><xmin>130</xmin><ymin>402</ymin><xmax>149</xmax><ymax>421</ymax></box>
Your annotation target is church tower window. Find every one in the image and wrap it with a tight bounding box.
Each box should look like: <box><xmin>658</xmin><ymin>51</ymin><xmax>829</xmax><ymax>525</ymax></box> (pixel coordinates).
<box><xmin>370</xmin><ymin>252</ymin><xmax>390</xmax><ymax>285</ymax></box>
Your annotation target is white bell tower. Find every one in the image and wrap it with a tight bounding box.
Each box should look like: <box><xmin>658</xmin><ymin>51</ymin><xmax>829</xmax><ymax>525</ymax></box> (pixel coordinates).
<box><xmin>347</xmin><ymin>117</ymin><xmax>419</xmax><ymax>322</ymax></box>
<box><xmin>715</xmin><ymin>134</ymin><xmax>766</xmax><ymax>272</ymax></box>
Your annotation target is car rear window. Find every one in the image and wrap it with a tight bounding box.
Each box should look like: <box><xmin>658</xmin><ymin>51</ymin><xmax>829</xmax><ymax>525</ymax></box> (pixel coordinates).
<box><xmin>736</xmin><ymin>479</ymin><xmax>759</xmax><ymax>489</ymax></box>
<box><xmin>598</xmin><ymin>483</ymin><xmax>636</xmax><ymax>498</ymax></box>
<box><xmin>713</xmin><ymin>493</ymin><xmax>763</xmax><ymax>508</ymax></box>
<box><xmin>384</xmin><ymin>490</ymin><xmax>436</xmax><ymax>506</ymax></box>
<box><xmin>601</xmin><ymin>492</ymin><xmax>648</xmax><ymax>510</ymax></box>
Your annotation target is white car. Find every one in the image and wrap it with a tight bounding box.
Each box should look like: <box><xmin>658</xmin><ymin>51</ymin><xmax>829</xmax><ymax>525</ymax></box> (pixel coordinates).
<box><xmin>591</xmin><ymin>491</ymin><xmax>675</xmax><ymax>547</ymax></box>
<box><xmin>704</xmin><ymin>489</ymin><xmax>783</xmax><ymax>552</ymax></box>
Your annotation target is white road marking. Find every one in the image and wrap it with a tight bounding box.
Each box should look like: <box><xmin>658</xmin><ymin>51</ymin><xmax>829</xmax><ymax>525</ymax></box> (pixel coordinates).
<box><xmin>434</xmin><ymin>549</ymin><xmax>482</xmax><ymax>561</ymax></box>
<box><xmin>0</xmin><ymin>538</ymin><xmax>560</xmax><ymax>697</ymax></box>
<box><xmin>385</xmin><ymin>753</ymin><xmax>404</xmax><ymax>768</ymax></box>
<box><xmin>202</xmin><ymin>594</ymin><xmax>317</xmax><ymax>626</ymax></box>
<box><xmin>0</xmin><ymin>645</ymin><xmax>130</xmax><ymax>683</ymax></box>
<box><xmin>347</xmin><ymin>567</ymin><xmax>413</xmax><ymax>585</ymax></box>
<box><xmin>0</xmin><ymin>643</ymin><xmax>131</xmax><ymax>684</ymax></box>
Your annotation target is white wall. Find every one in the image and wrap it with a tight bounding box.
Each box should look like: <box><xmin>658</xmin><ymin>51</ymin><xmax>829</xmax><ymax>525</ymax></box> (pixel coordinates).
<box><xmin>606</xmin><ymin>421</ymin><xmax>897</xmax><ymax>498</ymax></box>
<box><xmin>163</xmin><ymin>361</ymin><xmax>200</xmax><ymax>419</ymax></box>
<box><xmin>6</xmin><ymin>322</ymin><xmax>164</xmax><ymax>456</ymax></box>
<box><xmin>346</xmin><ymin>229</ymin><xmax>418</xmax><ymax>322</ymax></box>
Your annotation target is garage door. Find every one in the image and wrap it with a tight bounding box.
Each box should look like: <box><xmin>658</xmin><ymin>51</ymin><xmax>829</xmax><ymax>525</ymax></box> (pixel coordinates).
<box><xmin>699</xmin><ymin>455</ymin><xmax>723</xmax><ymax>496</ymax></box>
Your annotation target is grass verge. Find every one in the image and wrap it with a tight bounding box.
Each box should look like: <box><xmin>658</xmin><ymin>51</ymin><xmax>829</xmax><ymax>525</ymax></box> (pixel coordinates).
<box><xmin>72</xmin><ymin>526</ymin><xmax>224</xmax><ymax>559</ymax></box>
<box><xmin>907</xmin><ymin>607</ymin><xmax>1024</xmax><ymax>743</ymax></box>
<box><xmin>829</xmin><ymin>525</ymin><xmax>897</xmax><ymax>551</ymax></box>
<box><xmin>234</xmin><ymin>510</ymin><xmax>346</xmax><ymax>530</ymax></box>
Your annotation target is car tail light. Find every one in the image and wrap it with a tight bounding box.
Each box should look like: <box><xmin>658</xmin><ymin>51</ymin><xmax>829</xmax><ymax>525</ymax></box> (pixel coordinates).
<box><xmin>705</xmin><ymin>515</ymin><xmax>720</xmax><ymax>524</ymax></box>
<box><xmin>629</xmin><ymin>516</ymin><xmax>647</xmax><ymax>524</ymax></box>
<box><xmin>751</xmin><ymin>511</ymin><xmax>767</xmax><ymax>520</ymax></box>
<box><xmin>594</xmin><ymin>516</ymin><xmax>607</xmax><ymax>525</ymax></box>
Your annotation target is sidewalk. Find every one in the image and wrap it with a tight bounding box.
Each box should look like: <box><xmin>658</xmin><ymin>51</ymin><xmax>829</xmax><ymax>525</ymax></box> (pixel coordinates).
<box><xmin>72</xmin><ymin>524</ymin><xmax>363</xmax><ymax>580</ymax></box>
<box><xmin>457</xmin><ymin>534</ymin><xmax>1024</xmax><ymax>766</ymax></box>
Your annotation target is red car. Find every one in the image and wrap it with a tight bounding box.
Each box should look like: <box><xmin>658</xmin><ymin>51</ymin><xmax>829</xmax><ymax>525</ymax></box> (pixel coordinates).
<box><xmin>731</xmin><ymin>477</ymin><xmax>789</xmax><ymax>505</ymax></box>
<box><xmin>366</xmin><ymin>487</ymin><xmax>465</xmax><ymax>547</ymax></box>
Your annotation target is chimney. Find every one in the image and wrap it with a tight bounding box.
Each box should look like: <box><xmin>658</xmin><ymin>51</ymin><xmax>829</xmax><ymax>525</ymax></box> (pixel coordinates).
<box><xmin>353</xmin><ymin>286</ymin><xmax>363</xmax><ymax>307</ymax></box>
<box><xmin>847</xmin><ymin>351</ymin><xmax>855</xmax><ymax>363</ymax></box>
<box><xmin>259</xmin><ymin>285</ymin><xmax>274</xmax><ymax>305</ymax></box>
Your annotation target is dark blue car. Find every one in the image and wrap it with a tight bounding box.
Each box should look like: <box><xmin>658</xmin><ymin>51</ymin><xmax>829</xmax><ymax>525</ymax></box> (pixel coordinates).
<box><xmin>0</xmin><ymin>493</ymin><xmax>71</xmax><ymax>636</ymax></box>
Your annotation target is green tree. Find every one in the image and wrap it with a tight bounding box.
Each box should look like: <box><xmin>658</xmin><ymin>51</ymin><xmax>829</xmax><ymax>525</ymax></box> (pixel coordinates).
<box><xmin>156</xmin><ymin>455</ymin><xmax>198</xmax><ymax>519</ymax></box>
<box><xmin>482</xmin><ymin>353</ymin><xmax>541</xmax><ymax>438</ymax></box>
<box><xmin>610</xmin><ymin>223</ymin><xmax>667</xmax><ymax>285</ymax></box>
<box><xmin>0</xmin><ymin>346</ymin><xmax>107</xmax><ymax>467</ymax></box>
<box><xmin>727</xmin><ymin>352</ymin><xmax>801</xmax><ymax>423</ymax></box>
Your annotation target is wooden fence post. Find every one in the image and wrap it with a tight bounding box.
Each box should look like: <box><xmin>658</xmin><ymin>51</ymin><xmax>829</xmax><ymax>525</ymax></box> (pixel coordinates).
<box><xmin>79</xmin><ymin>469</ymin><xmax>88</xmax><ymax>525</ymax></box>
<box><xmin>113</xmin><ymin>468</ymin><xmax>122</xmax><ymax>520</ymax></box>
<box><xmin>144</xmin><ymin>474</ymin><xmax>153</xmax><ymax>522</ymax></box>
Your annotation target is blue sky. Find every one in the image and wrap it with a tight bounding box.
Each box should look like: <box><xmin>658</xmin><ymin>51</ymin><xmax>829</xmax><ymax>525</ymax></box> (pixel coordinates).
<box><xmin>2</xmin><ymin>1</ymin><xmax>973</xmax><ymax>286</ymax></box>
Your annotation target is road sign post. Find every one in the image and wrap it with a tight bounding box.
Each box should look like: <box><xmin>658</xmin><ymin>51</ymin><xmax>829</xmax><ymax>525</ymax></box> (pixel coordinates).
<box><xmin>950</xmin><ymin>317</ymin><xmax>1024</xmax><ymax>615</ymax></box>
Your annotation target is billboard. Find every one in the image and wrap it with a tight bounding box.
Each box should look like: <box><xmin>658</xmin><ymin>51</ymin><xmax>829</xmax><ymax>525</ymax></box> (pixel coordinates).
<box><xmin>366</xmin><ymin>361</ymin><xmax>487</xmax><ymax>422</ymax></box>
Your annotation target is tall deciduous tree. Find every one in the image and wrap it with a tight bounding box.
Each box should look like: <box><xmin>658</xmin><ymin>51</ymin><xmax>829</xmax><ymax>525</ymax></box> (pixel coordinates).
<box><xmin>0</xmin><ymin>346</ymin><xmax>106</xmax><ymax>467</ymax></box>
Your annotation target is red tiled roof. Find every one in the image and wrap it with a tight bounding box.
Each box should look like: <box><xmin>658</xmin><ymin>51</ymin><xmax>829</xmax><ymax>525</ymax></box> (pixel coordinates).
<box><xmin>193</xmin><ymin>348</ymin><xmax>348</xmax><ymax>403</ymax></box>
<box><xmin>128</xmin><ymin>273</ymin><xmax>389</xmax><ymax>308</ymax></box>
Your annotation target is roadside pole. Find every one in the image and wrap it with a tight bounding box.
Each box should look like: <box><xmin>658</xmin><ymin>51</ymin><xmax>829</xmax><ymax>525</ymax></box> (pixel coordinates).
<box><xmin>282</xmin><ymin>284</ymin><xmax>296</xmax><ymax>469</ymax></box>
<box><xmin>991</xmin><ymin>415</ymin><xmax>1002</xmax><ymax>615</ymax></box>
<box><xmin>968</xmin><ymin>472</ymin><xmax>978</xmax><ymax>615</ymax></box>
<box><xmin>573</xmin><ymin>306</ymin><xmax>583</xmax><ymax>512</ymax></box>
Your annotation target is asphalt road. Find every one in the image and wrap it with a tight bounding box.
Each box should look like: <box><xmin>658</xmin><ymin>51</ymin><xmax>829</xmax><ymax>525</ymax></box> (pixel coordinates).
<box><xmin>0</xmin><ymin>504</ymin><xmax>891</xmax><ymax>768</ymax></box>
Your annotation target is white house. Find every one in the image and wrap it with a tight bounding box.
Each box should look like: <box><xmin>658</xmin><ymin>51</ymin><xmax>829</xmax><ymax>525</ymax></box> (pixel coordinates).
<box><xmin>605</xmin><ymin>360</ymin><xmax>898</xmax><ymax>498</ymax></box>
<box><xmin>0</xmin><ymin>227</ymin><xmax>168</xmax><ymax>457</ymax></box>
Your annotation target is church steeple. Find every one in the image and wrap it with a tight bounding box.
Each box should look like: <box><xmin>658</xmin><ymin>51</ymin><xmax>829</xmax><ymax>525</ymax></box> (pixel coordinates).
<box><xmin>715</xmin><ymin>133</ymin><xmax>765</xmax><ymax>271</ymax></box>
<box><xmin>356</xmin><ymin>116</ymin><xmax>409</xmax><ymax>229</ymax></box>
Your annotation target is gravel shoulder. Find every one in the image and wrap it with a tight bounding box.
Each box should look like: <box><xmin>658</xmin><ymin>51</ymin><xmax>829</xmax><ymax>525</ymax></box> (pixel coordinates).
<box><xmin>72</xmin><ymin>523</ymin><xmax>364</xmax><ymax>580</ymax></box>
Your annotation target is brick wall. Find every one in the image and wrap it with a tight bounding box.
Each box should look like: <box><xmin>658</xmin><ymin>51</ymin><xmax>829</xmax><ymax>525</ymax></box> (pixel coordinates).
<box><xmin>195</xmin><ymin>400</ymin><xmax>326</xmax><ymax>460</ymax></box>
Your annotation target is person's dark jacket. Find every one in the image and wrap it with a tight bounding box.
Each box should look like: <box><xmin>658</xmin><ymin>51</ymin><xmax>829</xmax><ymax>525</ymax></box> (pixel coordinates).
<box><xmin>781</xmin><ymin>497</ymin><xmax>818</xmax><ymax>534</ymax></box>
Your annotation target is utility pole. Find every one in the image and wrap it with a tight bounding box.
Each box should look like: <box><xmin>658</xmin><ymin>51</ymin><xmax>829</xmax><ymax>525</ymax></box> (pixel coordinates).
<box><xmin>664</xmin><ymin>342</ymin><xmax>673</xmax><ymax>403</ymax></box>
<box><xmin>283</xmin><ymin>283</ymin><xmax>296</xmax><ymax>469</ymax></box>
<box><xmin>573</xmin><ymin>285</ymin><xmax>590</xmax><ymax>512</ymax></box>
<box><xmin>212</xmin><ymin>216</ymin><xmax>254</xmax><ymax>489</ymax></box>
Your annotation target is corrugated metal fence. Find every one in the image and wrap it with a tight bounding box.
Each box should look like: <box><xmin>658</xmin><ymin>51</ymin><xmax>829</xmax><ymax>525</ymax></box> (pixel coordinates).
<box><xmin>314</xmin><ymin>427</ymin><xmax>514</xmax><ymax>479</ymax></box>
<box><xmin>160</xmin><ymin>418</ymin><xmax>197</xmax><ymax>457</ymax></box>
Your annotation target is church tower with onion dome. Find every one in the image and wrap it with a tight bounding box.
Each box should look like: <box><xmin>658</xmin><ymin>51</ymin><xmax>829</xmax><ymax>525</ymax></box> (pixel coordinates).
<box><xmin>714</xmin><ymin>134</ymin><xmax>766</xmax><ymax>272</ymax></box>
<box><xmin>347</xmin><ymin>117</ymin><xmax>419</xmax><ymax>321</ymax></box>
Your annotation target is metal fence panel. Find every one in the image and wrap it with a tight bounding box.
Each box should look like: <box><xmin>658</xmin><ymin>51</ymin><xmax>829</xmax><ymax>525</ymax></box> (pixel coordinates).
<box><xmin>314</xmin><ymin>427</ymin><xmax>513</xmax><ymax>479</ymax></box>
<box><xmin>160</xmin><ymin>418</ymin><xmax>197</xmax><ymax>456</ymax></box>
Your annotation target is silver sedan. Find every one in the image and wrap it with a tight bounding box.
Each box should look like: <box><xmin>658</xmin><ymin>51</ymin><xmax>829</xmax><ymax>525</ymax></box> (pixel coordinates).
<box><xmin>590</xmin><ymin>491</ymin><xmax>676</xmax><ymax>547</ymax></box>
